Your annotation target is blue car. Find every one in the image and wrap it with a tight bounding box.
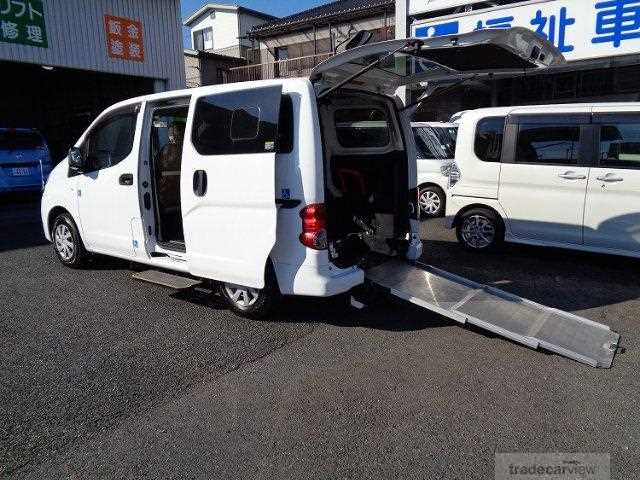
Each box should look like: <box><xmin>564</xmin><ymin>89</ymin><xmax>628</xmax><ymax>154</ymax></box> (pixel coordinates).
<box><xmin>0</xmin><ymin>128</ymin><xmax>52</xmax><ymax>194</ymax></box>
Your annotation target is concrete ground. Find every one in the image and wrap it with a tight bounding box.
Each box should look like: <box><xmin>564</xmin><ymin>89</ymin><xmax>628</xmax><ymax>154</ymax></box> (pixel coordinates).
<box><xmin>1</xmin><ymin>199</ymin><xmax>638</xmax><ymax>479</ymax></box>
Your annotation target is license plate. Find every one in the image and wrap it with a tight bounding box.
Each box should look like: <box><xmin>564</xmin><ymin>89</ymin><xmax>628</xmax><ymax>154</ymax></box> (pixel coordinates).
<box><xmin>11</xmin><ymin>167</ymin><xmax>31</xmax><ymax>176</ymax></box>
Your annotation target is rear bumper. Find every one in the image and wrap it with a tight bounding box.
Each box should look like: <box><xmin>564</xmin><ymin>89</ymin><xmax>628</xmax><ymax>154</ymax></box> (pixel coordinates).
<box><xmin>0</xmin><ymin>170</ymin><xmax>48</xmax><ymax>193</ymax></box>
<box><xmin>0</xmin><ymin>183</ymin><xmax>43</xmax><ymax>193</ymax></box>
<box><xmin>273</xmin><ymin>261</ymin><xmax>364</xmax><ymax>297</ymax></box>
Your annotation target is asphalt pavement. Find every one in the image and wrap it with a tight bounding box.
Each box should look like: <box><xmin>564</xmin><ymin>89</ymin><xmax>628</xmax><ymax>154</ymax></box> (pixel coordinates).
<box><xmin>1</xmin><ymin>199</ymin><xmax>639</xmax><ymax>479</ymax></box>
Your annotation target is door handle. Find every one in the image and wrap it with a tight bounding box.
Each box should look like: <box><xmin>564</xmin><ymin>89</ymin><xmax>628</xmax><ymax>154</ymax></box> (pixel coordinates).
<box><xmin>596</xmin><ymin>173</ymin><xmax>624</xmax><ymax>183</ymax></box>
<box><xmin>119</xmin><ymin>173</ymin><xmax>134</xmax><ymax>186</ymax></box>
<box><xmin>193</xmin><ymin>170</ymin><xmax>207</xmax><ymax>197</ymax></box>
<box><xmin>558</xmin><ymin>171</ymin><xmax>587</xmax><ymax>180</ymax></box>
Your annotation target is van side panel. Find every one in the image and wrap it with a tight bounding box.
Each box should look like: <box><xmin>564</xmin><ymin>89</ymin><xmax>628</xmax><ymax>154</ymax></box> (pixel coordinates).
<box><xmin>41</xmin><ymin>159</ymin><xmax>79</xmax><ymax>242</ymax></box>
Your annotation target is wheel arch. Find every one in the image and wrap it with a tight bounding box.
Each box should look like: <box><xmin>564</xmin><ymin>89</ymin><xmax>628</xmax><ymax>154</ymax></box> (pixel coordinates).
<box><xmin>47</xmin><ymin>207</ymin><xmax>86</xmax><ymax>245</ymax></box>
<box><xmin>418</xmin><ymin>182</ymin><xmax>446</xmax><ymax>193</ymax></box>
<box><xmin>452</xmin><ymin>203</ymin><xmax>505</xmax><ymax>229</ymax></box>
<box><xmin>47</xmin><ymin>206</ymin><xmax>71</xmax><ymax>235</ymax></box>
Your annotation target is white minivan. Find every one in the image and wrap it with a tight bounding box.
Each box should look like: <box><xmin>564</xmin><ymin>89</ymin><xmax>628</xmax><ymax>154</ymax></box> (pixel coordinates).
<box><xmin>447</xmin><ymin>103</ymin><xmax>640</xmax><ymax>258</ymax></box>
<box><xmin>412</xmin><ymin>122</ymin><xmax>458</xmax><ymax>218</ymax></box>
<box><xmin>41</xmin><ymin>29</ymin><xmax>561</xmax><ymax>317</ymax></box>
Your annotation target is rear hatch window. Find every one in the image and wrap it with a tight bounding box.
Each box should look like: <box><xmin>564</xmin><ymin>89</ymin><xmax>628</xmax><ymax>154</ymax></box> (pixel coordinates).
<box><xmin>0</xmin><ymin>131</ymin><xmax>44</xmax><ymax>151</ymax></box>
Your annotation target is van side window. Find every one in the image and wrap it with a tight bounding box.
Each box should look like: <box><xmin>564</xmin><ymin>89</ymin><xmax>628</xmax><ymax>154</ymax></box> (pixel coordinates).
<box><xmin>277</xmin><ymin>95</ymin><xmax>294</xmax><ymax>154</ymax></box>
<box><xmin>474</xmin><ymin>117</ymin><xmax>505</xmax><ymax>162</ymax></box>
<box><xmin>516</xmin><ymin>124</ymin><xmax>580</xmax><ymax>165</ymax></box>
<box><xmin>334</xmin><ymin>108</ymin><xmax>390</xmax><ymax>148</ymax></box>
<box><xmin>191</xmin><ymin>88</ymin><xmax>280</xmax><ymax>155</ymax></box>
<box><xmin>598</xmin><ymin>119</ymin><xmax>640</xmax><ymax>169</ymax></box>
<box><xmin>82</xmin><ymin>108</ymin><xmax>137</xmax><ymax>172</ymax></box>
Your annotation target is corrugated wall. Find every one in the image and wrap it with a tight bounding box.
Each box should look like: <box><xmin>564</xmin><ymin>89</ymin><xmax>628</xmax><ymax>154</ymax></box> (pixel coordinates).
<box><xmin>0</xmin><ymin>0</ymin><xmax>185</xmax><ymax>89</ymax></box>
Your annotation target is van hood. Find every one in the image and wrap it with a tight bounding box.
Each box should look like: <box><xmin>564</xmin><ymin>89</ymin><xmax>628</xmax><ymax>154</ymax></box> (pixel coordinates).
<box><xmin>310</xmin><ymin>27</ymin><xmax>565</xmax><ymax>97</ymax></box>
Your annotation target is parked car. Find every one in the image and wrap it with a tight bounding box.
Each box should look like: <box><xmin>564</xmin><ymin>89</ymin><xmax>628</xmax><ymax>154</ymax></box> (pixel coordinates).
<box><xmin>41</xmin><ymin>29</ymin><xmax>561</xmax><ymax>318</ymax></box>
<box><xmin>446</xmin><ymin>103</ymin><xmax>640</xmax><ymax>258</ymax></box>
<box><xmin>412</xmin><ymin>121</ymin><xmax>458</xmax><ymax>218</ymax></box>
<box><xmin>0</xmin><ymin>128</ymin><xmax>52</xmax><ymax>194</ymax></box>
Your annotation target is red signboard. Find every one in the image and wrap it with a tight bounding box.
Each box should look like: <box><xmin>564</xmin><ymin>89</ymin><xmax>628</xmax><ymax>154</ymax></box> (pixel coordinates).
<box><xmin>104</xmin><ymin>15</ymin><xmax>144</xmax><ymax>62</ymax></box>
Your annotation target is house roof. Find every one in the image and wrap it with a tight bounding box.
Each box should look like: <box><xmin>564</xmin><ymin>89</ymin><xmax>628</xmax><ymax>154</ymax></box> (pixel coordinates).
<box><xmin>184</xmin><ymin>3</ymin><xmax>278</xmax><ymax>27</ymax></box>
<box><xmin>249</xmin><ymin>0</ymin><xmax>394</xmax><ymax>37</ymax></box>
<box><xmin>183</xmin><ymin>48</ymin><xmax>246</xmax><ymax>63</ymax></box>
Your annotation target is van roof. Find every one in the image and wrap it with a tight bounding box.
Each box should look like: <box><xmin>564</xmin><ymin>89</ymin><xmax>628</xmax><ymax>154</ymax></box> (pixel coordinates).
<box><xmin>461</xmin><ymin>102</ymin><xmax>640</xmax><ymax>119</ymax></box>
<box><xmin>104</xmin><ymin>78</ymin><xmax>311</xmax><ymax>113</ymax></box>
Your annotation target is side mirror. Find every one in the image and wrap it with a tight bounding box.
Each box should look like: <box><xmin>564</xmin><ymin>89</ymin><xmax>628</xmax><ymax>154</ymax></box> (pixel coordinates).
<box><xmin>68</xmin><ymin>147</ymin><xmax>84</xmax><ymax>170</ymax></box>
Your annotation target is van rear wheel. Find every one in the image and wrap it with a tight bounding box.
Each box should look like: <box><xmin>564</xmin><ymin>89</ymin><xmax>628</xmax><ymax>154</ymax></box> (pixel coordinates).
<box><xmin>419</xmin><ymin>185</ymin><xmax>445</xmax><ymax>218</ymax></box>
<box><xmin>456</xmin><ymin>208</ymin><xmax>504</xmax><ymax>252</ymax></box>
<box><xmin>219</xmin><ymin>277</ymin><xmax>278</xmax><ymax>319</ymax></box>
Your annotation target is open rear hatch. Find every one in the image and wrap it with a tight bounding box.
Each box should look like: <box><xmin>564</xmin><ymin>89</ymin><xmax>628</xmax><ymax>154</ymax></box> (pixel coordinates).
<box><xmin>310</xmin><ymin>27</ymin><xmax>565</xmax><ymax>97</ymax></box>
<box><xmin>308</xmin><ymin>31</ymin><xmax>622</xmax><ymax>368</ymax></box>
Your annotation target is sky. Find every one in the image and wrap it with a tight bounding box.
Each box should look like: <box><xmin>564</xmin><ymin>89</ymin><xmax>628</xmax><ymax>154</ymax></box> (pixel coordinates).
<box><xmin>180</xmin><ymin>0</ymin><xmax>336</xmax><ymax>48</ymax></box>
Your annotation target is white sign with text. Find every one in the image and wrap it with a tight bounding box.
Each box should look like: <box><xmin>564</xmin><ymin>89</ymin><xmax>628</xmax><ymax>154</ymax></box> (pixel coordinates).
<box><xmin>412</xmin><ymin>0</ymin><xmax>640</xmax><ymax>62</ymax></box>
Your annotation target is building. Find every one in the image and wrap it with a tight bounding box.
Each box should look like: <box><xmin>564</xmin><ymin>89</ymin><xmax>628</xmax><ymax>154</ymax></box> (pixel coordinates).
<box><xmin>227</xmin><ymin>0</ymin><xmax>395</xmax><ymax>82</ymax></box>
<box><xmin>184</xmin><ymin>49</ymin><xmax>246</xmax><ymax>87</ymax></box>
<box><xmin>183</xmin><ymin>3</ymin><xmax>277</xmax><ymax>60</ymax></box>
<box><xmin>396</xmin><ymin>0</ymin><xmax>640</xmax><ymax>120</ymax></box>
<box><xmin>0</xmin><ymin>0</ymin><xmax>185</xmax><ymax>163</ymax></box>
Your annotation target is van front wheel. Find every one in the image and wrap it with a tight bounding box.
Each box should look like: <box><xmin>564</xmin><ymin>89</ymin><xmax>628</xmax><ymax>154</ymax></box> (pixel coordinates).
<box><xmin>219</xmin><ymin>281</ymin><xmax>277</xmax><ymax>319</ymax></box>
<box><xmin>52</xmin><ymin>213</ymin><xmax>87</xmax><ymax>268</ymax></box>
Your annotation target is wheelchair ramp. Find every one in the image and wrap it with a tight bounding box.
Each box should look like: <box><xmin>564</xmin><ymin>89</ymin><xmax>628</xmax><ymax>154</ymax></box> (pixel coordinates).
<box><xmin>366</xmin><ymin>260</ymin><xmax>620</xmax><ymax>368</ymax></box>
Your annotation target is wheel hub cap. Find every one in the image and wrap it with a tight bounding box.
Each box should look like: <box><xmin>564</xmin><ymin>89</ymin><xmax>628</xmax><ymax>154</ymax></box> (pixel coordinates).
<box><xmin>461</xmin><ymin>215</ymin><xmax>495</xmax><ymax>249</ymax></box>
<box><xmin>224</xmin><ymin>283</ymin><xmax>259</xmax><ymax>308</ymax></box>
<box><xmin>54</xmin><ymin>224</ymin><xmax>74</xmax><ymax>261</ymax></box>
<box><xmin>419</xmin><ymin>191</ymin><xmax>441</xmax><ymax>214</ymax></box>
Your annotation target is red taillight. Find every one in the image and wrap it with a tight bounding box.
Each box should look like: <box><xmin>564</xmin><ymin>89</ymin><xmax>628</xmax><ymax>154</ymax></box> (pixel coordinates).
<box><xmin>299</xmin><ymin>203</ymin><xmax>328</xmax><ymax>250</ymax></box>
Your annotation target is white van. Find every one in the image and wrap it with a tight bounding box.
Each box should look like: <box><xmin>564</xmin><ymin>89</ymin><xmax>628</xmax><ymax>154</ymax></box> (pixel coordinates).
<box><xmin>41</xmin><ymin>29</ymin><xmax>563</xmax><ymax>318</ymax></box>
<box><xmin>412</xmin><ymin>122</ymin><xmax>458</xmax><ymax>218</ymax></box>
<box><xmin>447</xmin><ymin>104</ymin><xmax>640</xmax><ymax>258</ymax></box>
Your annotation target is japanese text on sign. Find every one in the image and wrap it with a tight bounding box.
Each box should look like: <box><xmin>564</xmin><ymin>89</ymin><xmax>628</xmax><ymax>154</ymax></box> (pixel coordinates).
<box><xmin>412</xmin><ymin>0</ymin><xmax>640</xmax><ymax>62</ymax></box>
<box><xmin>105</xmin><ymin>15</ymin><xmax>144</xmax><ymax>62</ymax></box>
<box><xmin>0</xmin><ymin>0</ymin><xmax>47</xmax><ymax>48</ymax></box>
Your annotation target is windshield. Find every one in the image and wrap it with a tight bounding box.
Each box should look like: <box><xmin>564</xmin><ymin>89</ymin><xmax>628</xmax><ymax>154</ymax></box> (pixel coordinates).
<box><xmin>413</xmin><ymin>126</ymin><xmax>458</xmax><ymax>160</ymax></box>
<box><xmin>0</xmin><ymin>131</ymin><xmax>44</xmax><ymax>151</ymax></box>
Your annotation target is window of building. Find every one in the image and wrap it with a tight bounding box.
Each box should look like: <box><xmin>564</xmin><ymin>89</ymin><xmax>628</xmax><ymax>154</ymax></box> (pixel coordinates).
<box><xmin>82</xmin><ymin>108</ymin><xmax>138</xmax><ymax>172</ymax></box>
<box><xmin>599</xmin><ymin>119</ymin><xmax>640</xmax><ymax>169</ymax></box>
<box><xmin>474</xmin><ymin>117</ymin><xmax>505</xmax><ymax>162</ymax></box>
<box><xmin>334</xmin><ymin>108</ymin><xmax>390</xmax><ymax>149</ymax></box>
<box><xmin>192</xmin><ymin>87</ymin><xmax>281</xmax><ymax>156</ymax></box>
<box><xmin>193</xmin><ymin>27</ymin><xmax>213</xmax><ymax>51</ymax></box>
<box><xmin>275</xmin><ymin>46</ymin><xmax>289</xmax><ymax>61</ymax></box>
<box><xmin>516</xmin><ymin>124</ymin><xmax>580</xmax><ymax>165</ymax></box>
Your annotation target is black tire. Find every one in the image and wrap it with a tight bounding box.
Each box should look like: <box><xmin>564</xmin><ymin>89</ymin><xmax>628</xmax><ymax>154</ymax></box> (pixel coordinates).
<box><xmin>51</xmin><ymin>213</ymin><xmax>87</xmax><ymax>268</ymax></box>
<box><xmin>456</xmin><ymin>208</ymin><xmax>504</xmax><ymax>252</ymax></box>
<box><xmin>218</xmin><ymin>265</ymin><xmax>279</xmax><ymax>319</ymax></box>
<box><xmin>418</xmin><ymin>185</ymin><xmax>445</xmax><ymax>219</ymax></box>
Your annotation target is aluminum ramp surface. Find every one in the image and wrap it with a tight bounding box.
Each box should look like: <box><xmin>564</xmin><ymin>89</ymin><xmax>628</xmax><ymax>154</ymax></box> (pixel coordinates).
<box><xmin>366</xmin><ymin>260</ymin><xmax>620</xmax><ymax>368</ymax></box>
